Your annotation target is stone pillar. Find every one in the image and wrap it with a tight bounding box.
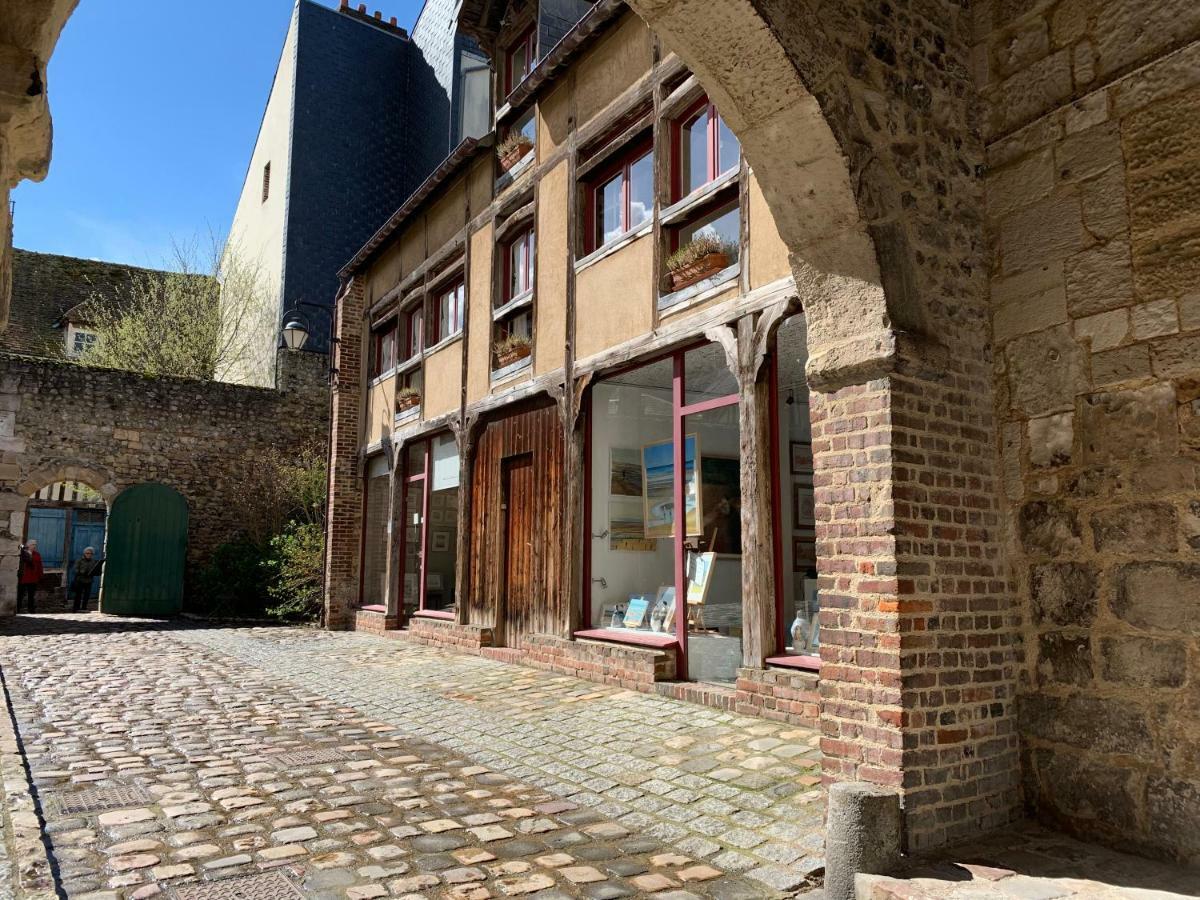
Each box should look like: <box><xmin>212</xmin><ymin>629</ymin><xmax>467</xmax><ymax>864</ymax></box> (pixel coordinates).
<box><xmin>324</xmin><ymin>279</ymin><xmax>366</xmax><ymax>630</ymax></box>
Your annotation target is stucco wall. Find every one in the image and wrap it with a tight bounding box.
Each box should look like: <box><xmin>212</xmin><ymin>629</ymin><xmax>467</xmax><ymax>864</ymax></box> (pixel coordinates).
<box><xmin>574</xmin><ymin>13</ymin><xmax>655</xmax><ymax>127</ymax></box>
<box><xmin>424</xmin><ymin>341</ymin><xmax>463</xmax><ymax>417</ymax></box>
<box><xmin>748</xmin><ymin>171</ymin><xmax>791</xmax><ymax>289</ymax></box>
<box><xmin>535</xmin><ymin>162</ymin><xmax>569</xmax><ymax>376</ymax></box>
<box><xmin>365</xmin><ymin>377</ymin><xmax>396</xmax><ymax>446</ymax></box>
<box><xmin>975</xmin><ymin>0</ymin><xmax>1200</xmax><ymax>863</ymax></box>
<box><xmin>574</xmin><ymin>234</ymin><xmax>655</xmax><ymax>361</ymax></box>
<box><xmin>0</xmin><ymin>351</ymin><xmax>328</xmax><ymax>615</ymax></box>
<box><xmin>466</xmin><ymin>223</ymin><xmax>495</xmax><ymax>405</ymax></box>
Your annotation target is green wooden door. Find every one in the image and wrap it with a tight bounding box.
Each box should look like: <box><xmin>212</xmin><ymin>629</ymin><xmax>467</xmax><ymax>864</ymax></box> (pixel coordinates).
<box><xmin>101</xmin><ymin>483</ymin><xmax>188</xmax><ymax>617</ymax></box>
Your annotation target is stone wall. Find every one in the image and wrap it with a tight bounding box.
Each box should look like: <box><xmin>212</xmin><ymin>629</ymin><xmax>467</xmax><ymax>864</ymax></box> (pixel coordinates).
<box><xmin>974</xmin><ymin>0</ymin><xmax>1200</xmax><ymax>863</ymax></box>
<box><xmin>0</xmin><ymin>350</ymin><xmax>329</xmax><ymax>615</ymax></box>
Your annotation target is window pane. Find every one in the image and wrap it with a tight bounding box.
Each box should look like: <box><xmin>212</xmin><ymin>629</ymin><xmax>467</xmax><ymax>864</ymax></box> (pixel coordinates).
<box><xmin>629</xmin><ymin>152</ymin><xmax>653</xmax><ymax>230</ymax></box>
<box><xmin>401</xmin><ymin>481</ymin><xmax>423</xmax><ymax>619</ymax></box>
<box><xmin>410</xmin><ymin>309</ymin><xmax>423</xmax><ymax>356</ymax></box>
<box><xmin>510</xmin><ymin>43</ymin><xmax>527</xmax><ymax>88</ymax></box>
<box><xmin>451</xmin><ymin>284</ymin><xmax>465</xmax><ymax>335</ymax></box>
<box><xmin>509</xmin><ymin>237</ymin><xmax>524</xmax><ymax>297</ymax></box>
<box><xmin>516</xmin><ymin>108</ymin><xmax>536</xmax><ymax>143</ymax></box>
<box><xmin>588</xmin><ymin>357</ymin><xmax>676</xmax><ymax>631</ymax></box>
<box><xmin>680</xmin><ymin>204</ymin><xmax>740</xmax><ymax>265</ymax></box>
<box><xmin>681</xmin><ymin>108</ymin><xmax>709</xmax><ymax>196</ymax></box>
<box><xmin>597</xmin><ymin>171</ymin><xmax>624</xmax><ymax>245</ymax></box>
<box><xmin>717</xmin><ymin>113</ymin><xmax>740</xmax><ymax>175</ymax></box>
<box><xmin>362</xmin><ymin>472</ymin><xmax>390</xmax><ymax>606</ymax></box>
<box><xmin>406</xmin><ymin>441</ymin><xmax>426</xmax><ymax>476</ymax></box>
<box><xmin>684</xmin><ymin>342</ymin><xmax>737</xmax><ymax>406</ymax></box>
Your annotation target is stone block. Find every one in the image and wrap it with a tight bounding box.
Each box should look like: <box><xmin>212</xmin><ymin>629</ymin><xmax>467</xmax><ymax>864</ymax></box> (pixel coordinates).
<box><xmin>1080</xmin><ymin>383</ymin><xmax>1178</xmax><ymax>464</ymax></box>
<box><xmin>1030</xmin><ymin>562</ymin><xmax>1098</xmax><ymax>627</ymax></box>
<box><xmin>1183</xmin><ymin>500</ymin><xmax>1200</xmax><ymax>551</ymax></box>
<box><xmin>1180</xmin><ymin>293</ymin><xmax>1200</xmax><ymax>332</ymax></box>
<box><xmin>1019</xmin><ymin>500</ymin><xmax>1082</xmax><ymax>557</ymax></box>
<box><xmin>993</xmin><ymin>272</ymin><xmax>1068</xmax><ymax>343</ymax></box>
<box><xmin>1065</xmin><ymin>240</ymin><xmax>1134</xmax><ymax>318</ymax></box>
<box><xmin>1146</xmin><ymin>775</ymin><xmax>1200</xmax><ymax>859</ymax></box>
<box><xmin>1028</xmin><ymin>412</ymin><xmax>1073</xmax><ymax>467</ymax></box>
<box><xmin>1073</xmin><ymin>308</ymin><xmax>1128</xmax><ymax>352</ymax></box>
<box><xmin>1100</xmin><ymin>635</ymin><xmax>1187</xmax><ymax>688</ymax></box>
<box><xmin>1091</xmin><ymin>503</ymin><xmax>1178</xmax><ymax>554</ymax></box>
<box><xmin>1006</xmin><ymin>325</ymin><xmax>1087</xmax><ymax>416</ymax></box>
<box><xmin>1021</xmin><ymin>692</ymin><xmax>1154</xmax><ymax>756</ymax></box>
<box><xmin>1080</xmin><ymin>166</ymin><xmax>1128</xmax><ymax>241</ymax></box>
<box><xmin>1131</xmin><ymin>298</ymin><xmax>1180</xmax><ymax>340</ymax></box>
<box><xmin>1113</xmin><ymin>563</ymin><xmax>1200</xmax><ymax>634</ymax></box>
<box><xmin>1035</xmin><ymin>748</ymin><xmax>1140</xmax><ymax>825</ymax></box>
<box><xmin>1001</xmin><ymin>191</ymin><xmax>1088</xmax><ymax>273</ymax></box>
<box><xmin>1091</xmin><ymin>344</ymin><xmax>1151</xmax><ymax>388</ymax></box>
<box><xmin>1064</xmin><ymin>93</ymin><xmax>1107</xmax><ymax>135</ymax></box>
<box><xmin>986</xmin><ymin>49</ymin><xmax>1072</xmax><ymax>139</ymax></box>
<box><xmin>1150</xmin><ymin>332</ymin><xmax>1200</xmax><ymax>380</ymax></box>
<box><xmin>1036</xmin><ymin>632</ymin><xmax>1093</xmax><ymax>686</ymax></box>
<box><xmin>1056</xmin><ymin>122</ymin><xmax>1123</xmax><ymax>182</ymax></box>
<box><xmin>986</xmin><ymin>148</ymin><xmax>1055</xmax><ymax>219</ymax></box>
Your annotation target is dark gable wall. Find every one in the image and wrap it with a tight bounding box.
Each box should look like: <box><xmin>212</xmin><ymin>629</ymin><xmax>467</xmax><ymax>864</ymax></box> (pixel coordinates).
<box><xmin>284</xmin><ymin>2</ymin><xmax>412</xmax><ymax>351</ymax></box>
<box><xmin>538</xmin><ymin>0</ymin><xmax>593</xmax><ymax>54</ymax></box>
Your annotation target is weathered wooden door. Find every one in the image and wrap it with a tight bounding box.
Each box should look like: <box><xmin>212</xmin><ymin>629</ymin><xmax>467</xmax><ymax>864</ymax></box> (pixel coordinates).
<box><xmin>501</xmin><ymin>453</ymin><xmax>535</xmax><ymax>648</ymax></box>
<box><xmin>102</xmin><ymin>483</ymin><xmax>188</xmax><ymax>617</ymax></box>
<box><xmin>68</xmin><ymin>511</ymin><xmax>107</xmax><ymax>599</ymax></box>
<box><xmin>26</xmin><ymin>508</ymin><xmax>66</xmax><ymax>569</ymax></box>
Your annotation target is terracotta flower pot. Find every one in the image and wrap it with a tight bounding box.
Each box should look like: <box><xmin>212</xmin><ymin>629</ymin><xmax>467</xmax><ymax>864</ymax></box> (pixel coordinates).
<box><xmin>499</xmin><ymin>140</ymin><xmax>533</xmax><ymax>172</ymax></box>
<box><xmin>495</xmin><ymin>344</ymin><xmax>532</xmax><ymax>368</ymax></box>
<box><xmin>669</xmin><ymin>252</ymin><xmax>729</xmax><ymax>292</ymax></box>
<box><xmin>396</xmin><ymin>393</ymin><xmax>421</xmax><ymax>413</ymax></box>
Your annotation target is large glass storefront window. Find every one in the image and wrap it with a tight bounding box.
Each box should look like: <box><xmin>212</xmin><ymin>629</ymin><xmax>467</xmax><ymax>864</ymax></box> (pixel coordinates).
<box><xmin>399</xmin><ymin>433</ymin><xmax>460</xmax><ymax>622</ymax></box>
<box><xmin>775</xmin><ymin>314</ymin><xmax>819</xmax><ymax>662</ymax></box>
<box><xmin>361</xmin><ymin>455</ymin><xmax>390</xmax><ymax>606</ymax></box>
<box><xmin>586</xmin><ymin>344</ymin><xmax>743</xmax><ymax>683</ymax></box>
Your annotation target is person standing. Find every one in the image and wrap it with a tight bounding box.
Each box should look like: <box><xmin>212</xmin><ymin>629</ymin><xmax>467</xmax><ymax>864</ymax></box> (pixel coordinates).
<box><xmin>69</xmin><ymin>547</ymin><xmax>102</xmax><ymax>613</ymax></box>
<box><xmin>17</xmin><ymin>540</ymin><xmax>43</xmax><ymax>613</ymax></box>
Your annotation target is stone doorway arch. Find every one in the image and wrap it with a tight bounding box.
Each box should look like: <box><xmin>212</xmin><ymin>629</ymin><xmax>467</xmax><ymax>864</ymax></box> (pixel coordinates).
<box><xmin>624</xmin><ymin>0</ymin><xmax>1013</xmax><ymax>852</ymax></box>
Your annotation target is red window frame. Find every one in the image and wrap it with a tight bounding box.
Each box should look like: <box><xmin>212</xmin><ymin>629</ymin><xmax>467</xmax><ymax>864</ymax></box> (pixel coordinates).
<box><xmin>396</xmin><ymin>434</ymin><xmax>457</xmax><ymax>623</ymax></box>
<box><xmin>369</xmin><ymin>320</ymin><xmax>396</xmax><ymax>377</ymax></box>
<box><xmin>430</xmin><ymin>280</ymin><xmax>465</xmax><ymax>345</ymax></box>
<box><xmin>501</xmin><ymin>228</ymin><xmax>535</xmax><ymax>305</ymax></box>
<box><xmin>671</xmin><ymin>97</ymin><xmax>738</xmax><ymax>201</ymax></box>
<box><xmin>584</xmin><ymin>141</ymin><xmax>653</xmax><ymax>253</ymax></box>
<box><xmin>505</xmin><ymin>27</ymin><xmax>536</xmax><ymax>95</ymax></box>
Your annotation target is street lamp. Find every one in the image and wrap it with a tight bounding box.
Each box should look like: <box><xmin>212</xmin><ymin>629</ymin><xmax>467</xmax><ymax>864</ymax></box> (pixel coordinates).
<box><xmin>282</xmin><ymin>317</ymin><xmax>309</xmax><ymax>351</ymax></box>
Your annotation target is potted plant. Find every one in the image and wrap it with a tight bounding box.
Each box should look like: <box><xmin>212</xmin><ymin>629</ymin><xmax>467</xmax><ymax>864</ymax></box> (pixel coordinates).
<box><xmin>665</xmin><ymin>234</ymin><xmax>733</xmax><ymax>291</ymax></box>
<box><xmin>497</xmin><ymin>131</ymin><xmax>534</xmax><ymax>172</ymax></box>
<box><xmin>494</xmin><ymin>333</ymin><xmax>532</xmax><ymax>369</ymax></box>
<box><xmin>396</xmin><ymin>386</ymin><xmax>421</xmax><ymax>413</ymax></box>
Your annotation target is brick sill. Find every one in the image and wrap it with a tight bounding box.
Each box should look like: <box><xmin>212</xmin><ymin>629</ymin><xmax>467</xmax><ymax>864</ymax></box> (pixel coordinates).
<box><xmin>766</xmin><ymin>653</ymin><xmax>821</xmax><ymax>672</ymax></box>
<box><xmin>412</xmin><ymin>610</ymin><xmax>455</xmax><ymax>621</ymax></box>
<box><xmin>357</xmin><ymin>605</ymin><xmax>388</xmax><ymax>614</ymax></box>
<box><xmin>574</xmin><ymin>628</ymin><xmax>679</xmax><ymax>649</ymax></box>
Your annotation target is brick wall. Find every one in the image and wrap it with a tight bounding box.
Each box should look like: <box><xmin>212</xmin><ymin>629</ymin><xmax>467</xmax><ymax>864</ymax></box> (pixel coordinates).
<box><xmin>0</xmin><ymin>350</ymin><xmax>328</xmax><ymax>616</ymax></box>
<box><xmin>974</xmin><ymin>0</ymin><xmax>1200</xmax><ymax>863</ymax></box>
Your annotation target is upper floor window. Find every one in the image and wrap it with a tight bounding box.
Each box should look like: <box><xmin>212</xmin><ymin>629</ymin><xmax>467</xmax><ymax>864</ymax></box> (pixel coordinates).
<box><xmin>674</xmin><ymin>98</ymin><xmax>740</xmax><ymax>200</ymax></box>
<box><xmin>588</xmin><ymin>143</ymin><xmax>653</xmax><ymax>252</ymax></box>
<box><xmin>370</xmin><ymin>320</ymin><xmax>397</xmax><ymax>378</ymax></box>
<box><xmin>432</xmin><ymin>280</ymin><xmax>466</xmax><ymax>344</ymax></box>
<box><xmin>66</xmin><ymin>326</ymin><xmax>97</xmax><ymax>359</ymax></box>
<box><xmin>403</xmin><ymin>305</ymin><xmax>424</xmax><ymax>361</ymax></box>
<box><xmin>262</xmin><ymin>162</ymin><xmax>271</xmax><ymax>203</ymax></box>
<box><xmin>505</xmin><ymin>27</ymin><xmax>536</xmax><ymax>95</ymax></box>
<box><xmin>504</xmin><ymin>228</ymin><xmax>535</xmax><ymax>304</ymax></box>
<box><xmin>499</xmin><ymin>108</ymin><xmax>537</xmax><ymax>173</ymax></box>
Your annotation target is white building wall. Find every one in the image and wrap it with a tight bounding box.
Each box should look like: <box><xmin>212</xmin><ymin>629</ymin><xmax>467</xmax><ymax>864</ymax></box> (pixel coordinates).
<box><xmin>220</xmin><ymin>4</ymin><xmax>299</xmax><ymax>387</ymax></box>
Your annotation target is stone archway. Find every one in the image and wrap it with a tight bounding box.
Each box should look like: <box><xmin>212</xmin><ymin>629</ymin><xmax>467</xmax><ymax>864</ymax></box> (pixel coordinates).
<box><xmin>626</xmin><ymin>0</ymin><xmax>1015</xmax><ymax>852</ymax></box>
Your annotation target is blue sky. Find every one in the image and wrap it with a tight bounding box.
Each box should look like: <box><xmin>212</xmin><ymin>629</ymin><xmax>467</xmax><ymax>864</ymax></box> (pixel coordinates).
<box><xmin>12</xmin><ymin>0</ymin><xmax>424</xmax><ymax>268</ymax></box>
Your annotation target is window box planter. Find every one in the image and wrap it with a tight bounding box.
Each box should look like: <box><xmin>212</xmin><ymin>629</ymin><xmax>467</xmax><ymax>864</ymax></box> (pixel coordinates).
<box><xmin>668</xmin><ymin>251</ymin><xmax>729</xmax><ymax>292</ymax></box>
<box><xmin>495</xmin><ymin>343</ymin><xmax>532</xmax><ymax>369</ymax></box>
<box><xmin>396</xmin><ymin>391</ymin><xmax>421</xmax><ymax>413</ymax></box>
<box><xmin>498</xmin><ymin>137</ymin><xmax>533</xmax><ymax>173</ymax></box>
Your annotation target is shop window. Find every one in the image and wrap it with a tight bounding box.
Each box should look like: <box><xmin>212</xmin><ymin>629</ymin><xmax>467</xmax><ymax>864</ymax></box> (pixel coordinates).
<box><xmin>586</xmin><ymin>143</ymin><xmax>653</xmax><ymax>252</ymax></box>
<box><xmin>432</xmin><ymin>280</ymin><xmax>465</xmax><ymax>344</ymax></box>
<box><xmin>398</xmin><ymin>433</ymin><xmax>460</xmax><ymax>622</ymax></box>
<box><xmin>360</xmin><ymin>455</ymin><xmax>390</xmax><ymax>607</ymax></box>
<box><xmin>773</xmin><ymin>314</ymin><xmax>820</xmax><ymax>666</ymax></box>
<box><xmin>673</xmin><ymin>97</ymin><xmax>740</xmax><ymax>200</ymax></box>
<box><xmin>505</xmin><ymin>26</ymin><xmax>536</xmax><ymax>96</ymax></box>
<box><xmin>585</xmin><ymin>344</ymin><xmax>743</xmax><ymax>683</ymax></box>
<box><xmin>369</xmin><ymin>320</ymin><xmax>397</xmax><ymax>378</ymax></box>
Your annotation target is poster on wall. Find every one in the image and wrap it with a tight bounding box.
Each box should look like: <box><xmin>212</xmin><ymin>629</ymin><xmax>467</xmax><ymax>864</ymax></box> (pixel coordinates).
<box><xmin>700</xmin><ymin>456</ymin><xmax>741</xmax><ymax>554</ymax></box>
<box><xmin>609</xmin><ymin>449</ymin><xmax>655</xmax><ymax>551</ymax></box>
<box><xmin>643</xmin><ymin>435</ymin><xmax>701</xmax><ymax>538</ymax></box>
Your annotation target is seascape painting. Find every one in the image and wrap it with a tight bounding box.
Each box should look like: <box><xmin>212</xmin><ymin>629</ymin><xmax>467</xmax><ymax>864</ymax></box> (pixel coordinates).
<box><xmin>642</xmin><ymin>435</ymin><xmax>700</xmax><ymax>538</ymax></box>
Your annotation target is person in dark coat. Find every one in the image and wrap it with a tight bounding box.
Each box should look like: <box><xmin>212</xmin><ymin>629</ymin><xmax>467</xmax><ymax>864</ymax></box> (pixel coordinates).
<box><xmin>17</xmin><ymin>540</ymin><xmax>43</xmax><ymax>613</ymax></box>
<box><xmin>69</xmin><ymin>547</ymin><xmax>103</xmax><ymax>613</ymax></box>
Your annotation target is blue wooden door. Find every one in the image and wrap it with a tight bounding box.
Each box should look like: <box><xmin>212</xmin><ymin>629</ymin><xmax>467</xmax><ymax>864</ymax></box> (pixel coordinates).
<box><xmin>26</xmin><ymin>508</ymin><xmax>67</xmax><ymax>570</ymax></box>
<box><xmin>102</xmin><ymin>484</ymin><xmax>188</xmax><ymax>617</ymax></box>
<box><xmin>68</xmin><ymin>512</ymin><xmax>107</xmax><ymax>599</ymax></box>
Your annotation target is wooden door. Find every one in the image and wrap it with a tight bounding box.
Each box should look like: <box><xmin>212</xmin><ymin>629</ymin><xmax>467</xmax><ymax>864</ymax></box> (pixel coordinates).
<box><xmin>102</xmin><ymin>483</ymin><xmax>188</xmax><ymax>617</ymax></box>
<box><xmin>501</xmin><ymin>453</ymin><xmax>535</xmax><ymax>648</ymax></box>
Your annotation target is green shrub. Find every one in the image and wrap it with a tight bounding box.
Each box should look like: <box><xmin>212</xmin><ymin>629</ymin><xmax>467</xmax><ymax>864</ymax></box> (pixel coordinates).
<box><xmin>265</xmin><ymin>521</ymin><xmax>325</xmax><ymax>623</ymax></box>
<box><xmin>192</xmin><ymin>536</ymin><xmax>272</xmax><ymax>618</ymax></box>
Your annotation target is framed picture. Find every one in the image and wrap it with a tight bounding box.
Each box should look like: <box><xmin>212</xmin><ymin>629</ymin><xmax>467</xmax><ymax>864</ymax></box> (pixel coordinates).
<box><xmin>643</xmin><ymin>434</ymin><xmax>701</xmax><ymax>539</ymax></box>
<box><xmin>609</xmin><ymin>498</ymin><xmax>655</xmax><ymax>552</ymax></box>
<box><xmin>793</xmin><ymin>485</ymin><xmax>815</xmax><ymax>530</ymax></box>
<box><xmin>793</xmin><ymin>534</ymin><xmax>816</xmax><ymax>571</ymax></box>
<box><xmin>685</xmin><ymin>551</ymin><xmax>716</xmax><ymax>607</ymax></box>
<box><xmin>790</xmin><ymin>441</ymin><xmax>813</xmax><ymax>475</ymax></box>
<box><xmin>427</xmin><ymin>572</ymin><xmax>443</xmax><ymax>591</ymax></box>
<box><xmin>624</xmin><ymin>595</ymin><xmax>651</xmax><ymax>629</ymax></box>
<box><xmin>609</xmin><ymin>447</ymin><xmax>643</xmax><ymax>497</ymax></box>
<box><xmin>430</xmin><ymin>508</ymin><xmax>444</xmax><ymax>524</ymax></box>
<box><xmin>431</xmin><ymin>531</ymin><xmax>450</xmax><ymax>552</ymax></box>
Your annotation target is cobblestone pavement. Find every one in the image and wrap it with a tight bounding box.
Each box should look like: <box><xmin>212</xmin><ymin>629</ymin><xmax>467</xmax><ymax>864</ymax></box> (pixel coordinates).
<box><xmin>0</xmin><ymin>615</ymin><xmax>826</xmax><ymax>899</ymax></box>
<box><xmin>860</xmin><ymin>825</ymin><xmax>1200</xmax><ymax>898</ymax></box>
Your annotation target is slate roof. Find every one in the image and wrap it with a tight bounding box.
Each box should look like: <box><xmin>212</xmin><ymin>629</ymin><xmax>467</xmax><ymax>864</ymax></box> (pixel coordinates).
<box><xmin>0</xmin><ymin>249</ymin><xmax>167</xmax><ymax>359</ymax></box>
